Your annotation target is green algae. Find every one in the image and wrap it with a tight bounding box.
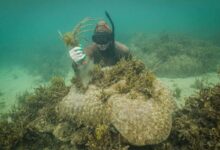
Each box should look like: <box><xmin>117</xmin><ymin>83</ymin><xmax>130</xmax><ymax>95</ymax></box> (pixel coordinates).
<box><xmin>154</xmin><ymin>83</ymin><xmax>220</xmax><ymax>150</ymax></box>
<box><xmin>0</xmin><ymin>77</ymin><xmax>70</xmax><ymax>149</ymax></box>
<box><xmin>2</xmin><ymin>58</ymin><xmax>219</xmax><ymax>150</ymax></box>
<box><xmin>130</xmin><ymin>33</ymin><xmax>220</xmax><ymax>77</ymax></box>
<box><xmin>89</xmin><ymin>58</ymin><xmax>155</xmax><ymax>98</ymax></box>
<box><xmin>60</xmin><ymin>58</ymin><xmax>173</xmax><ymax>148</ymax></box>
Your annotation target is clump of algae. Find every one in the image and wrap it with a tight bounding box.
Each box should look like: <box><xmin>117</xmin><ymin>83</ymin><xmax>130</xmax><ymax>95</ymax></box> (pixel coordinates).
<box><xmin>89</xmin><ymin>58</ymin><xmax>156</xmax><ymax>98</ymax></box>
<box><xmin>130</xmin><ymin>33</ymin><xmax>220</xmax><ymax>77</ymax></box>
<box><xmin>57</xmin><ymin>58</ymin><xmax>173</xmax><ymax>148</ymax></box>
<box><xmin>61</xmin><ymin>17</ymin><xmax>95</xmax><ymax>48</ymax></box>
<box><xmin>86</xmin><ymin>124</ymin><xmax>125</xmax><ymax>150</ymax></box>
<box><xmin>0</xmin><ymin>58</ymin><xmax>171</xmax><ymax>149</ymax></box>
<box><xmin>153</xmin><ymin>83</ymin><xmax>220</xmax><ymax>150</ymax></box>
<box><xmin>0</xmin><ymin>77</ymin><xmax>70</xmax><ymax>149</ymax></box>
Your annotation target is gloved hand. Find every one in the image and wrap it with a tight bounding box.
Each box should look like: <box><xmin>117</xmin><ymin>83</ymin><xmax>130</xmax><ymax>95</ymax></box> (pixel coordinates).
<box><xmin>69</xmin><ymin>46</ymin><xmax>86</xmax><ymax>64</ymax></box>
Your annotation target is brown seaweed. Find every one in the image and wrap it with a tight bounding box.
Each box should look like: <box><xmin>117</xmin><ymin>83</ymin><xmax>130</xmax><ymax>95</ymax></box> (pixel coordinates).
<box><xmin>60</xmin><ymin>17</ymin><xmax>96</xmax><ymax>48</ymax></box>
<box><xmin>154</xmin><ymin>83</ymin><xmax>220</xmax><ymax>150</ymax></box>
<box><xmin>0</xmin><ymin>77</ymin><xmax>69</xmax><ymax>149</ymax></box>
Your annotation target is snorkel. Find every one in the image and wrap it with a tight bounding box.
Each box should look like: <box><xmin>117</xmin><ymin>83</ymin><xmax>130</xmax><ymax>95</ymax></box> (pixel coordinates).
<box><xmin>105</xmin><ymin>11</ymin><xmax>115</xmax><ymax>46</ymax></box>
<box><xmin>92</xmin><ymin>11</ymin><xmax>115</xmax><ymax>47</ymax></box>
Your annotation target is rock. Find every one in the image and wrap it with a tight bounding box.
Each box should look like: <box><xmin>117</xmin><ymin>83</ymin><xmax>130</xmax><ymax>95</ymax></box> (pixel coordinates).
<box><xmin>56</xmin><ymin>80</ymin><xmax>175</xmax><ymax>146</ymax></box>
<box><xmin>56</xmin><ymin>60</ymin><xmax>176</xmax><ymax>146</ymax></box>
<box><xmin>109</xmin><ymin>80</ymin><xmax>174</xmax><ymax>145</ymax></box>
<box><xmin>56</xmin><ymin>85</ymin><xmax>111</xmax><ymax>126</ymax></box>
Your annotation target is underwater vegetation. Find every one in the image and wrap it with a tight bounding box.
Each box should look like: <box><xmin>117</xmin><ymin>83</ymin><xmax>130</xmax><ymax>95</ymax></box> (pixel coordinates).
<box><xmin>91</xmin><ymin>60</ymin><xmax>156</xmax><ymax>96</ymax></box>
<box><xmin>71</xmin><ymin>58</ymin><xmax>156</xmax><ymax>96</ymax></box>
<box><xmin>0</xmin><ymin>58</ymin><xmax>220</xmax><ymax>150</ymax></box>
<box><xmin>190</xmin><ymin>76</ymin><xmax>209</xmax><ymax>90</ymax></box>
<box><xmin>130</xmin><ymin>32</ymin><xmax>220</xmax><ymax>77</ymax></box>
<box><xmin>0</xmin><ymin>91</ymin><xmax>5</xmax><ymax>110</ymax></box>
<box><xmin>210</xmin><ymin>32</ymin><xmax>220</xmax><ymax>47</ymax></box>
<box><xmin>89</xmin><ymin>58</ymin><xmax>155</xmax><ymax>97</ymax></box>
<box><xmin>57</xmin><ymin>58</ymin><xmax>175</xmax><ymax>147</ymax></box>
<box><xmin>0</xmin><ymin>101</ymin><xmax>5</xmax><ymax>110</ymax></box>
<box><xmin>0</xmin><ymin>58</ymin><xmax>175</xmax><ymax>149</ymax></box>
<box><xmin>0</xmin><ymin>77</ymin><xmax>70</xmax><ymax>149</ymax></box>
<box><xmin>60</xmin><ymin>17</ymin><xmax>95</xmax><ymax>48</ymax></box>
<box><xmin>173</xmin><ymin>86</ymin><xmax>181</xmax><ymax>99</ymax></box>
<box><xmin>153</xmin><ymin>82</ymin><xmax>220</xmax><ymax>150</ymax></box>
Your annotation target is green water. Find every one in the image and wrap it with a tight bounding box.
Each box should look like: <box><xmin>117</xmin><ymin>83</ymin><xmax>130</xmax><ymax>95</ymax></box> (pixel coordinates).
<box><xmin>0</xmin><ymin>0</ymin><xmax>220</xmax><ymax>109</ymax></box>
<box><xmin>1</xmin><ymin>0</ymin><xmax>220</xmax><ymax>66</ymax></box>
<box><xmin>0</xmin><ymin>0</ymin><xmax>220</xmax><ymax>149</ymax></box>
<box><xmin>0</xmin><ymin>0</ymin><xmax>220</xmax><ymax>111</ymax></box>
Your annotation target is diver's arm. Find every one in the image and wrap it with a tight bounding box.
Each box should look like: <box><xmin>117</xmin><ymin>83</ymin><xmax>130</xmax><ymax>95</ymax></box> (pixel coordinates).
<box><xmin>70</xmin><ymin>44</ymin><xmax>95</xmax><ymax>76</ymax></box>
<box><xmin>115</xmin><ymin>41</ymin><xmax>132</xmax><ymax>59</ymax></box>
<box><xmin>69</xmin><ymin>46</ymin><xmax>86</xmax><ymax>76</ymax></box>
<box><xmin>72</xmin><ymin>61</ymin><xmax>80</xmax><ymax>76</ymax></box>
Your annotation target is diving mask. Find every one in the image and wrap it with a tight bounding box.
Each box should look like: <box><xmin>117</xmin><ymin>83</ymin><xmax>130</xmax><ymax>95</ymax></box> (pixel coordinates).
<box><xmin>92</xmin><ymin>32</ymin><xmax>113</xmax><ymax>45</ymax></box>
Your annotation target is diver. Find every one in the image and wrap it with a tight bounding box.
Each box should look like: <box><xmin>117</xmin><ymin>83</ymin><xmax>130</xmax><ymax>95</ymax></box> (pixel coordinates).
<box><xmin>69</xmin><ymin>12</ymin><xmax>131</xmax><ymax>75</ymax></box>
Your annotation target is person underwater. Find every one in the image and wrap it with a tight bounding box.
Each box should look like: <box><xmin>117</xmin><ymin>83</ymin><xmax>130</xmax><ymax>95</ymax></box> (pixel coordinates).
<box><xmin>69</xmin><ymin>12</ymin><xmax>131</xmax><ymax>75</ymax></box>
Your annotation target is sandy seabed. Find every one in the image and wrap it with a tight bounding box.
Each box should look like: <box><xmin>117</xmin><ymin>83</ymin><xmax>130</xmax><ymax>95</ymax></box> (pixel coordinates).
<box><xmin>0</xmin><ymin>65</ymin><xmax>73</xmax><ymax>113</ymax></box>
<box><xmin>160</xmin><ymin>73</ymin><xmax>219</xmax><ymax>107</ymax></box>
<box><xmin>0</xmin><ymin>65</ymin><xmax>219</xmax><ymax>113</ymax></box>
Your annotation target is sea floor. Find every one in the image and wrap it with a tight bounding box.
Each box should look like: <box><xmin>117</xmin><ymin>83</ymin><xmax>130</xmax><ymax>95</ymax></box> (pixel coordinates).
<box><xmin>0</xmin><ymin>65</ymin><xmax>219</xmax><ymax>113</ymax></box>
<box><xmin>159</xmin><ymin>73</ymin><xmax>220</xmax><ymax>107</ymax></box>
<box><xmin>0</xmin><ymin>65</ymin><xmax>73</xmax><ymax>113</ymax></box>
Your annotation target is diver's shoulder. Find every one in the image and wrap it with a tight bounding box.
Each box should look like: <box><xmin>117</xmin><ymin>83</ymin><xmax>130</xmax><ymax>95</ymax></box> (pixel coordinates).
<box><xmin>115</xmin><ymin>41</ymin><xmax>129</xmax><ymax>53</ymax></box>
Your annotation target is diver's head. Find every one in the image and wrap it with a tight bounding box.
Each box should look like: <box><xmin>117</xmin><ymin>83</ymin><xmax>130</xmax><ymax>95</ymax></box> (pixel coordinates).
<box><xmin>92</xmin><ymin>21</ymin><xmax>113</xmax><ymax>50</ymax></box>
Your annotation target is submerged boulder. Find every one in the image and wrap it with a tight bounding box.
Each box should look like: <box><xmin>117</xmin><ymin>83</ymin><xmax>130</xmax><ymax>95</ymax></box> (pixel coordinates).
<box><xmin>56</xmin><ymin>59</ymin><xmax>176</xmax><ymax>146</ymax></box>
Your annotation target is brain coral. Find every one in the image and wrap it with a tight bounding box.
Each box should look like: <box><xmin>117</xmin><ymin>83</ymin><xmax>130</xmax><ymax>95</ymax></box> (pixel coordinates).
<box><xmin>56</xmin><ymin>59</ymin><xmax>176</xmax><ymax>146</ymax></box>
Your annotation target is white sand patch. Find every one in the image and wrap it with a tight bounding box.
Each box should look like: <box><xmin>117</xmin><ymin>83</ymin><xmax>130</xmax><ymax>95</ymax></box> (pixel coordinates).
<box><xmin>64</xmin><ymin>69</ymin><xmax>75</xmax><ymax>86</ymax></box>
<box><xmin>0</xmin><ymin>65</ymin><xmax>74</xmax><ymax>114</ymax></box>
<box><xmin>159</xmin><ymin>73</ymin><xmax>220</xmax><ymax>108</ymax></box>
<box><xmin>0</xmin><ymin>66</ymin><xmax>43</xmax><ymax>113</ymax></box>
